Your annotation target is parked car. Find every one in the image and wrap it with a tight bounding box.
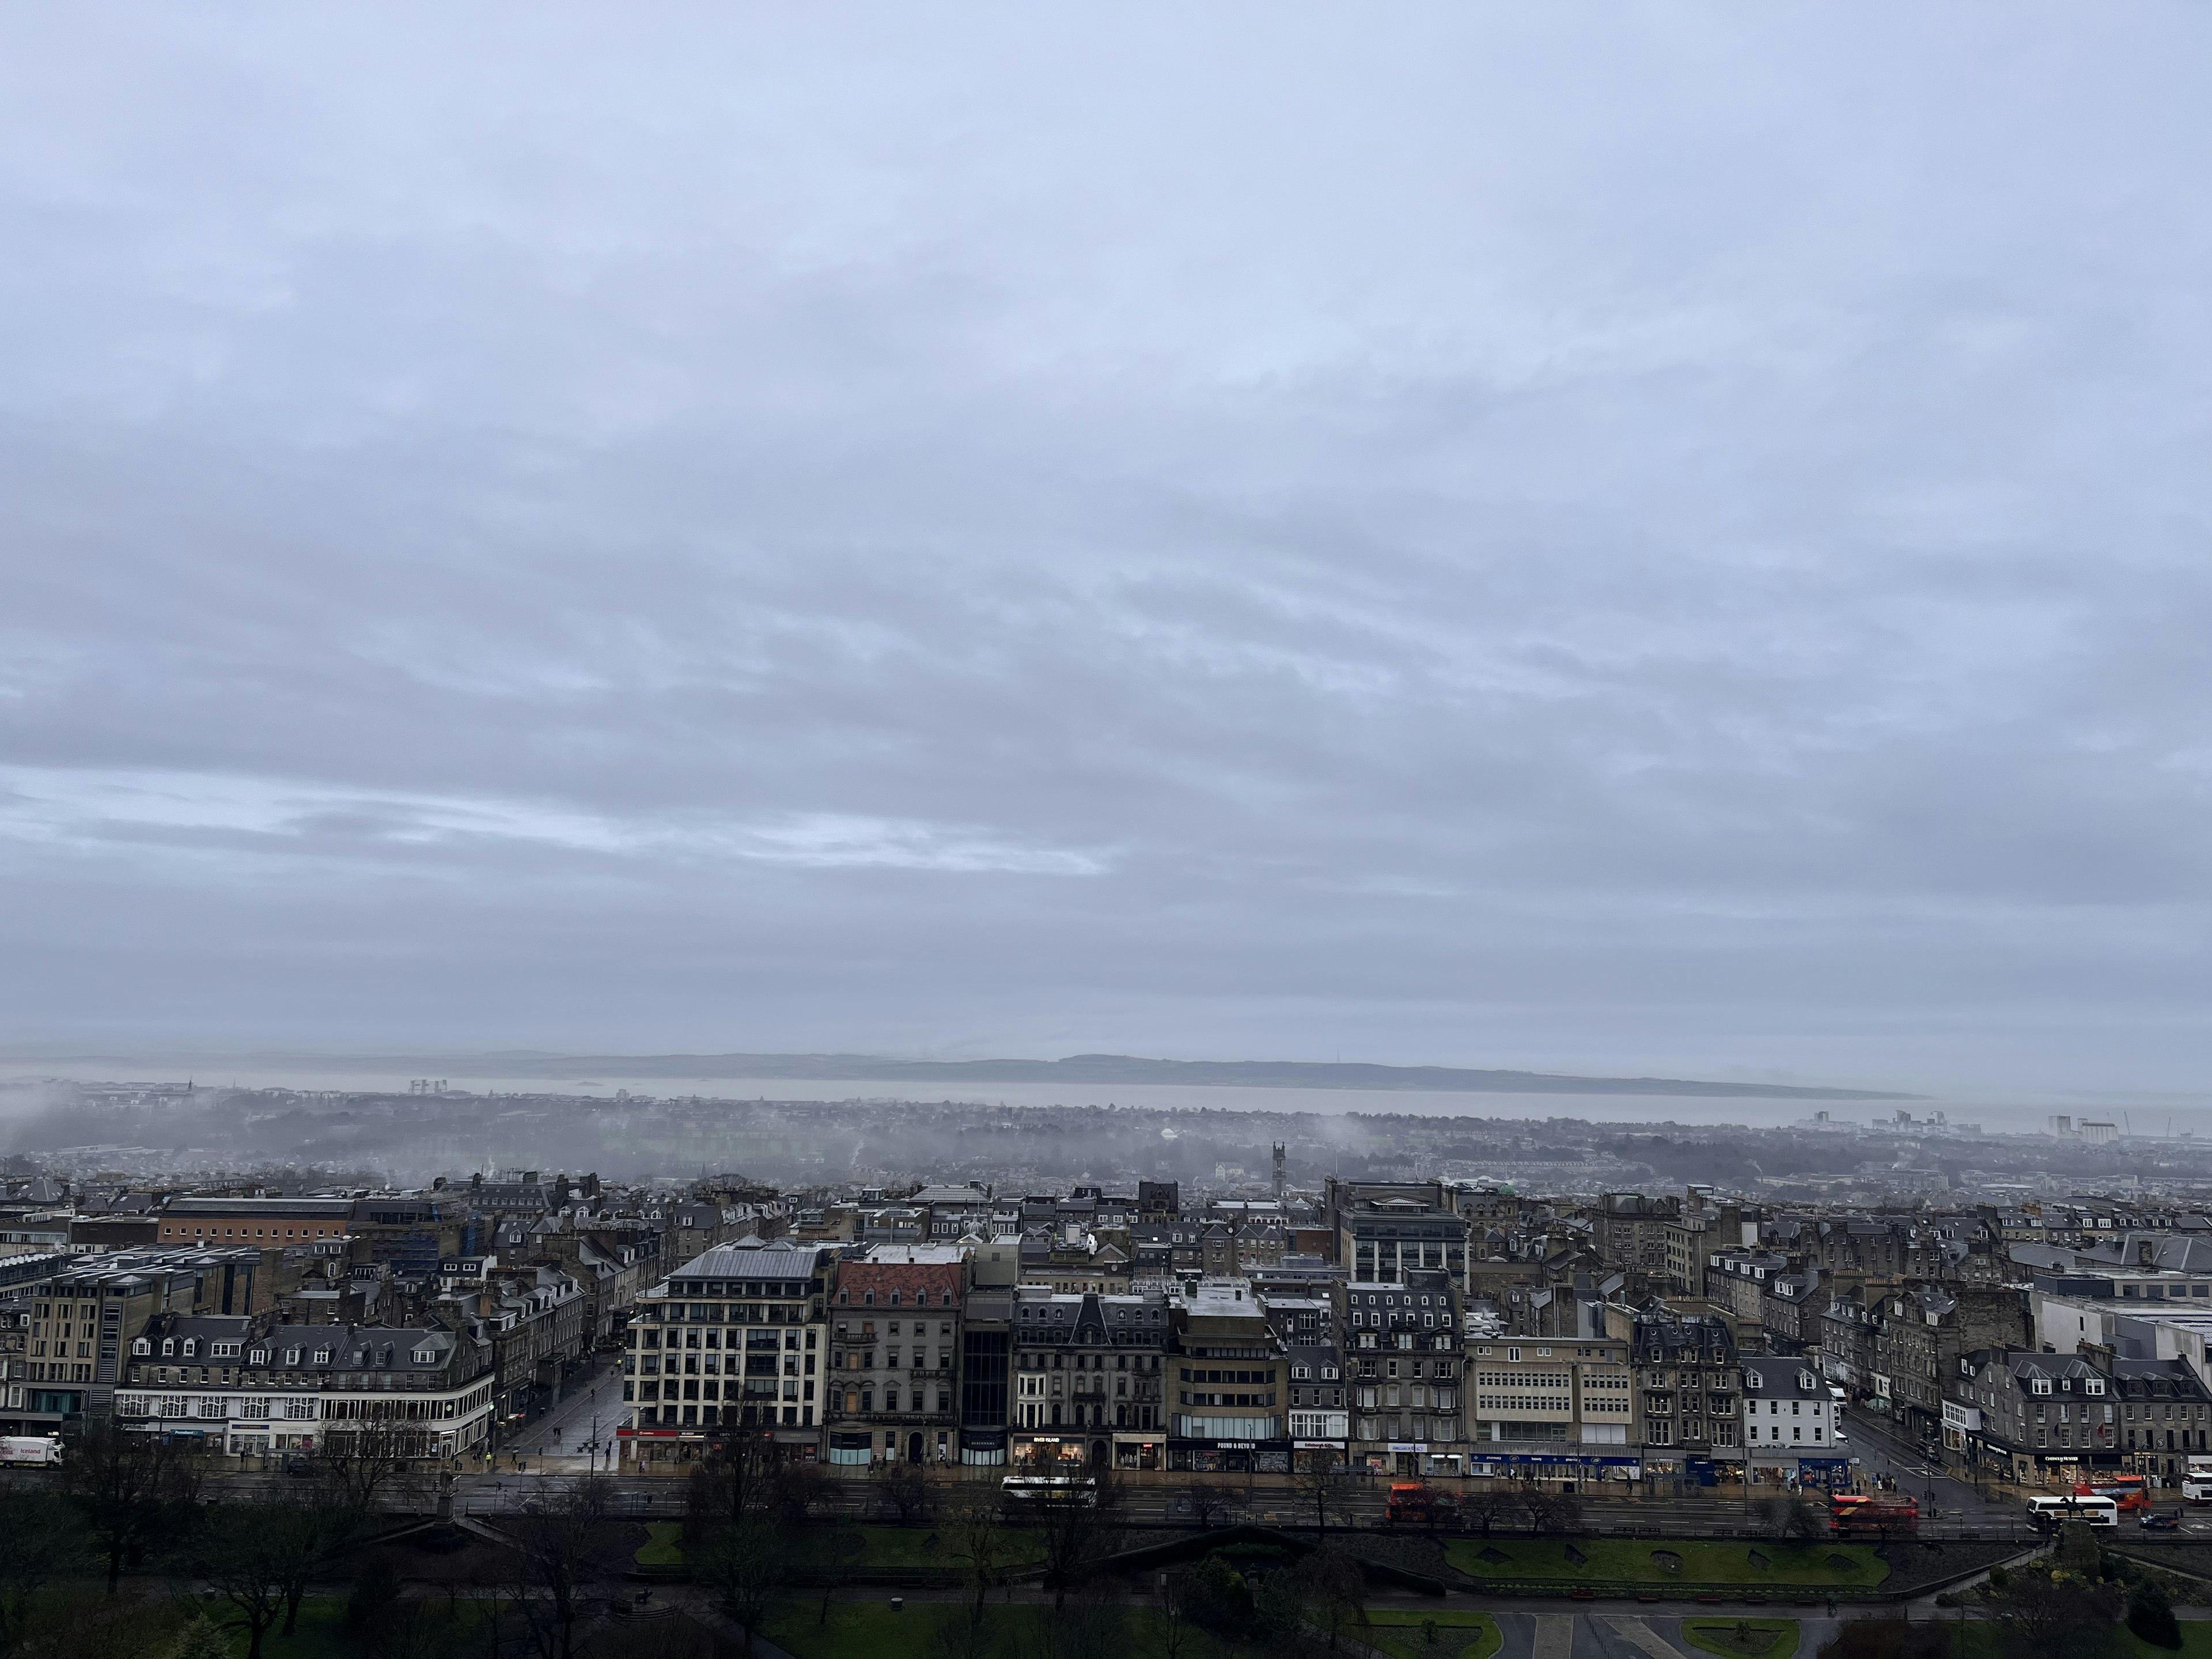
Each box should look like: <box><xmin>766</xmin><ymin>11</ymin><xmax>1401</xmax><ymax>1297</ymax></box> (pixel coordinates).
<box><xmin>2140</xmin><ymin>1511</ymin><xmax>2181</xmax><ymax>1531</ymax></box>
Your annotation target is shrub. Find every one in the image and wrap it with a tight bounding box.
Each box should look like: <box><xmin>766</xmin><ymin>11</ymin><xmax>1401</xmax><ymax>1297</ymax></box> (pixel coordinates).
<box><xmin>170</xmin><ymin>1615</ymin><xmax>232</xmax><ymax>1659</ymax></box>
<box><xmin>1187</xmin><ymin>1554</ymin><xmax>1252</xmax><ymax>1636</ymax></box>
<box><xmin>2128</xmin><ymin>1578</ymin><xmax>2183</xmax><ymax>1650</ymax></box>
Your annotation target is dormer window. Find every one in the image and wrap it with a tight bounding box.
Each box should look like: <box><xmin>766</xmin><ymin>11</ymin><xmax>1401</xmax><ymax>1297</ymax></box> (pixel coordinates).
<box><xmin>2031</xmin><ymin>1377</ymin><xmax>2052</xmax><ymax>1396</ymax></box>
<box><xmin>132</xmin><ymin>1338</ymin><xmax>151</xmax><ymax>1355</ymax></box>
<box><xmin>285</xmin><ymin>1347</ymin><xmax>302</xmax><ymax>1365</ymax></box>
<box><xmin>413</xmin><ymin>1347</ymin><xmax>437</xmax><ymax>1365</ymax></box>
<box><xmin>161</xmin><ymin>1337</ymin><xmax>176</xmax><ymax>1356</ymax></box>
<box><xmin>313</xmin><ymin>1349</ymin><xmax>332</xmax><ymax>1364</ymax></box>
<box><xmin>249</xmin><ymin>1349</ymin><xmax>268</xmax><ymax>1365</ymax></box>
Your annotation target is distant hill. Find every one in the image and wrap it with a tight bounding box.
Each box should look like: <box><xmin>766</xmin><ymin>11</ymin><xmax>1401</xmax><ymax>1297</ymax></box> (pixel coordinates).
<box><xmin>404</xmin><ymin>1050</ymin><xmax>1910</xmax><ymax>1100</ymax></box>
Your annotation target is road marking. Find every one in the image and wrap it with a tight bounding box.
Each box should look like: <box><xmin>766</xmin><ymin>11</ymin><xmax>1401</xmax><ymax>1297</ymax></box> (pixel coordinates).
<box><xmin>1532</xmin><ymin>1613</ymin><xmax>1574</xmax><ymax>1659</ymax></box>
<box><xmin>1604</xmin><ymin>1616</ymin><xmax>1685</xmax><ymax>1659</ymax></box>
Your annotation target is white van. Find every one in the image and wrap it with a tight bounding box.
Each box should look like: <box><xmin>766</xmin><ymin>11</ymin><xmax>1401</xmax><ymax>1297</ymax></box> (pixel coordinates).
<box><xmin>2028</xmin><ymin>1494</ymin><xmax>2118</xmax><ymax>1530</ymax></box>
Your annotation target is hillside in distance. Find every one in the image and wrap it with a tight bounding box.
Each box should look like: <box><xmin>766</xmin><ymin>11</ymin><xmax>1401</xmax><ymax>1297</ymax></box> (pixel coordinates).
<box><xmin>406</xmin><ymin>1051</ymin><xmax>1911</xmax><ymax>1099</ymax></box>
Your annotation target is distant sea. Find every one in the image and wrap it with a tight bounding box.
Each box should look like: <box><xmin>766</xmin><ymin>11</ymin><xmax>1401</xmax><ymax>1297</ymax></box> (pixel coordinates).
<box><xmin>4</xmin><ymin>1058</ymin><xmax>2207</xmax><ymax>1137</ymax></box>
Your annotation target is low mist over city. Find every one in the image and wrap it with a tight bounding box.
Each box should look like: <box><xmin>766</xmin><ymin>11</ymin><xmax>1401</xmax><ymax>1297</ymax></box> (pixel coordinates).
<box><xmin>3</xmin><ymin>7</ymin><xmax>2210</xmax><ymax>1658</ymax></box>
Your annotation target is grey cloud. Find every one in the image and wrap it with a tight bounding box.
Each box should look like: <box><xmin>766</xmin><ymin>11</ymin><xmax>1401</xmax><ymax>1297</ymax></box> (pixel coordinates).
<box><xmin>1</xmin><ymin>6</ymin><xmax>2209</xmax><ymax>1094</ymax></box>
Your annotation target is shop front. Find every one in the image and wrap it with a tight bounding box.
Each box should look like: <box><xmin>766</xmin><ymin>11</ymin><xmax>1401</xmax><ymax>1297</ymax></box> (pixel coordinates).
<box><xmin>1365</xmin><ymin>1441</ymin><xmax>1464</xmax><ymax>1478</ymax></box>
<box><xmin>1113</xmin><ymin>1433</ymin><xmax>1163</xmax><ymax>1471</ymax></box>
<box><xmin>1013</xmin><ymin>1431</ymin><xmax>1094</xmax><ymax>1470</ymax></box>
<box><xmin>620</xmin><ymin>1421</ymin><xmax>819</xmax><ymax>1471</ymax></box>
<box><xmin>1294</xmin><ymin>1438</ymin><xmax>1350</xmax><ymax>1471</ymax></box>
<box><xmin>1973</xmin><ymin>1441</ymin><xmax>2121</xmax><ymax>1486</ymax></box>
<box><xmin>1796</xmin><ymin>1456</ymin><xmax>1853</xmax><ymax>1489</ymax></box>
<box><xmin>1467</xmin><ymin>1451</ymin><xmax>1642</xmax><ymax>1485</ymax></box>
<box><xmin>959</xmin><ymin>1427</ymin><xmax>1007</xmax><ymax>1467</ymax></box>
<box><xmin>1169</xmin><ymin>1435</ymin><xmax>1292</xmax><ymax>1475</ymax></box>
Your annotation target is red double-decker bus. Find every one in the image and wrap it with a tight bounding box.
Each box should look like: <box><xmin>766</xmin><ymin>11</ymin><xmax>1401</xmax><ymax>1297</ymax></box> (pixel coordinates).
<box><xmin>2073</xmin><ymin>1473</ymin><xmax>2152</xmax><ymax>1512</ymax></box>
<box><xmin>1830</xmin><ymin>1493</ymin><xmax>1918</xmax><ymax>1535</ymax></box>
<box><xmin>1386</xmin><ymin>1483</ymin><xmax>1457</xmax><ymax>1526</ymax></box>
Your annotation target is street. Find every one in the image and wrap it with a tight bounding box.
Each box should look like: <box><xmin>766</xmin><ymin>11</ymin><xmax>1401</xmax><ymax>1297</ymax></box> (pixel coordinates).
<box><xmin>494</xmin><ymin>1351</ymin><xmax>623</xmax><ymax>1472</ymax></box>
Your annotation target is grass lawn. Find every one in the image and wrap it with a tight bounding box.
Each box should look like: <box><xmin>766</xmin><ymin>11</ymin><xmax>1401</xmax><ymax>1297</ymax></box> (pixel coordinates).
<box><xmin>1839</xmin><ymin>1616</ymin><xmax>2212</xmax><ymax>1659</ymax></box>
<box><xmin>849</xmin><ymin>1525</ymin><xmax>1046</xmax><ymax>1569</ymax></box>
<box><xmin>2111</xmin><ymin>1624</ymin><xmax>2212</xmax><ymax>1659</ymax></box>
<box><xmin>1444</xmin><ymin>1539</ymin><xmax>1889</xmax><ymax>1588</ymax></box>
<box><xmin>760</xmin><ymin>1598</ymin><xmax>1281</xmax><ymax>1659</ymax></box>
<box><xmin>187</xmin><ymin>1594</ymin><xmax>358</xmax><ymax>1659</ymax></box>
<box><xmin>1680</xmin><ymin>1618</ymin><xmax>1801</xmax><ymax>1659</ymax></box>
<box><xmin>636</xmin><ymin>1520</ymin><xmax>686</xmax><ymax>1566</ymax></box>
<box><xmin>762</xmin><ymin>1599</ymin><xmax>955</xmax><ymax>1659</ymax></box>
<box><xmin>1361</xmin><ymin>1608</ymin><xmax>1504</xmax><ymax>1659</ymax></box>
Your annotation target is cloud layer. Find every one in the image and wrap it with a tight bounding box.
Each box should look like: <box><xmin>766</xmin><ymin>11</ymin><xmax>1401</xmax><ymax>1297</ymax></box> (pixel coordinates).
<box><xmin>2</xmin><ymin>7</ymin><xmax>2209</xmax><ymax>1092</ymax></box>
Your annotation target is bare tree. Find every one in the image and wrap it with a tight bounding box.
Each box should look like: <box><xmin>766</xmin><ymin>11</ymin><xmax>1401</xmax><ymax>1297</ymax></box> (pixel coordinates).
<box><xmin>60</xmin><ymin>1423</ymin><xmax>202</xmax><ymax>1593</ymax></box>
<box><xmin>1037</xmin><ymin>1471</ymin><xmax>1127</xmax><ymax>1614</ymax></box>
<box><xmin>1513</xmin><ymin>1481</ymin><xmax>1579</xmax><ymax>1537</ymax></box>
<box><xmin>1181</xmin><ymin>1482</ymin><xmax>1230</xmax><ymax>1531</ymax></box>
<box><xmin>770</xmin><ymin>1456</ymin><xmax>828</xmax><ymax>1529</ymax></box>
<box><xmin>697</xmin><ymin>1515</ymin><xmax>787</xmax><ymax>1658</ymax></box>
<box><xmin>688</xmin><ymin>1427</ymin><xmax>778</xmax><ymax>1532</ymax></box>
<box><xmin>1293</xmin><ymin>1456</ymin><xmax>1360</xmax><ymax>1538</ymax></box>
<box><xmin>0</xmin><ymin>1490</ymin><xmax>85</xmax><ymax>1659</ymax></box>
<box><xmin>271</xmin><ymin>1490</ymin><xmax>363</xmax><ymax>1637</ymax></box>
<box><xmin>1056</xmin><ymin>1586</ymin><xmax>1127</xmax><ymax>1659</ymax></box>
<box><xmin>1460</xmin><ymin>1484</ymin><xmax>1511</xmax><ymax>1537</ymax></box>
<box><xmin>317</xmin><ymin>1420</ymin><xmax>425</xmax><ymax>1514</ymax></box>
<box><xmin>1756</xmin><ymin>1494</ymin><xmax>1826</xmax><ymax>1540</ymax></box>
<box><xmin>925</xmin><ymin>1602</ymin><xmax>997</xmax><ymax>1659</ymax></box>
<box><xmin>1152</xmin><ymin>1569</ymin><xmax>1202</xmax><ymax>1659</ymax></box>
<box><xmin>198</xmin><ymin>1503</ymin><xmax>312</xmax><ymax>1659</ymax></box>
<box><xmin>873</xmin><ymin>1459</ymin><xmax>933</xmax><ymax>1525</ymax></box>
<box><xmin>805</xmin><ymin>1517</ymin><xmax>866</xmax><ymax>1626</ymax></box>
<box><xmin>508</xmin><ymin>1474</ymin><xmax>611</xmax><ymax>1659</ymax></box>
<box><xmin>943</xmin><ymin>1486</ymin><xmax>1016</xmax><ymax>1633</ymax></box>
<box><xmin>1306</xmin><ymin>1545</ymin><xmax>1368</xmax><ymax>1652</ymax></box>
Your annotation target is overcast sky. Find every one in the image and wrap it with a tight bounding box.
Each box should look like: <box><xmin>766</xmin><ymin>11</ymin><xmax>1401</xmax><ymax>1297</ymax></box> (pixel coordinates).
<box><xmin>2</xmin><ymin>8</ymin><xmax>2209</xmax><ymax>1095</ymax></box>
